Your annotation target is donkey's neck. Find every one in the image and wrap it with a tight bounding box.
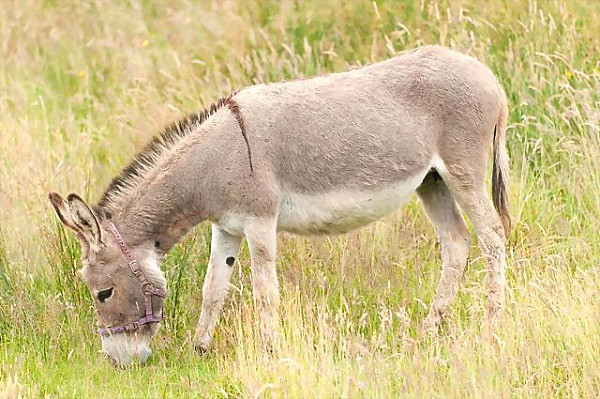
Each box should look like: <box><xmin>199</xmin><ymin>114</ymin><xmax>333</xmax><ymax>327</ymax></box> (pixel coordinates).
<box><xmin>95</xmin><ymin>94</ymin><xmax>244</xmax><ymax>251</ymax></box>
<box><xmin>107</xmin><ymin>152</ymin><xmax>211</xmax><ymax>251</ymax></box>
<box><xmin>98</xmin><ymin>123</ymin><xmax>223</xmax><ymax>252</ymax></box>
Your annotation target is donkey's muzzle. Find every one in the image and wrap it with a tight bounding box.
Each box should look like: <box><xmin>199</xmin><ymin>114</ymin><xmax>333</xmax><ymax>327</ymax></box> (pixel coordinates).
<box><xmin>101</xmin><ymin>333</ymin><xmax>152</xmax><ymax>367</ymax></box>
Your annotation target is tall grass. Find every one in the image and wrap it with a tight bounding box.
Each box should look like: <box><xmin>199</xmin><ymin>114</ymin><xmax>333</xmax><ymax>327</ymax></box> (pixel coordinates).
<box><xmin>1</xmin><ymin>0</ymin><xmax>599</xmax><ymax>397</ymax></box>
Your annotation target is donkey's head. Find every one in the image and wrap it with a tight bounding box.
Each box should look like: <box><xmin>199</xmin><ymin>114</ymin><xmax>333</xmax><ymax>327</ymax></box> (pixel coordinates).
<box><xmin>49</xmin><ymin>192</ymin><xmax>166</xmax><ymax>367</ymax></box>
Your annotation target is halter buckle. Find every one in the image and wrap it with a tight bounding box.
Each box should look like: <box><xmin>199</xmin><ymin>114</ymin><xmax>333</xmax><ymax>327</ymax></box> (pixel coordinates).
<box><xmin>129</xmin><ymin>260</ymin><xmax>141</xmax><ymax>273</ymax></box>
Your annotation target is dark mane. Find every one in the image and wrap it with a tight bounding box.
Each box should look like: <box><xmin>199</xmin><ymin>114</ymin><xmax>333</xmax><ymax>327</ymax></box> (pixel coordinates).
<box><xmin>94</xmin><ymin>94</ymin><xmax>236</xmax><ymax>218</ymax></box>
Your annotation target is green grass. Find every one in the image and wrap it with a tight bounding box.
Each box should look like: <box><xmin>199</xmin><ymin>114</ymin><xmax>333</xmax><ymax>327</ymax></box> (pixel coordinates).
<box><xmin>1</xmin><ymin>0</ymin><xmax>599</xmax><ymax>397</ymax></box>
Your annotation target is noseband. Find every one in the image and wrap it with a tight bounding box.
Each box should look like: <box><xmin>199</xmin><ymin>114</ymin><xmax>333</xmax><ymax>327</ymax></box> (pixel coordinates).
<box><xmin>98</xmin><ymin>221</ymin><xmax>167</xmax><ymax>336</ymax></box>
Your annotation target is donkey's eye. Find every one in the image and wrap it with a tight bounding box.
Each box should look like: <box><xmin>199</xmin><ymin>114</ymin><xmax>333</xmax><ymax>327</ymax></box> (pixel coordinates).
<box><xmin>97</xmin><ymin>287</ymin><xmax>114</xmax><ymax>303</ymax></box>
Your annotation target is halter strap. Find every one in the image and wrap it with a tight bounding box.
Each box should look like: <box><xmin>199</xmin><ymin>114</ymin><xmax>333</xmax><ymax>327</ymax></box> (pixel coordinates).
<box><xmin>98</xmin><ymin>221</ymin><xmax>167</xmax><ymax>336</ymax></box>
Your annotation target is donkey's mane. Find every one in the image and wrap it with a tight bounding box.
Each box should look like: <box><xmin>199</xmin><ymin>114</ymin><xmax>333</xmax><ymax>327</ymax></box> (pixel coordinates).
<box><xmin>95</xmin><ymin>93</ymin><xmax>236</xmax><ymax>217</ymax></box>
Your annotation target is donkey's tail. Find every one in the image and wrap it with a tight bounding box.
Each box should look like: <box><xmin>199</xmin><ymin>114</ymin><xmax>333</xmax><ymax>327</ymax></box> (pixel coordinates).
<box><xmin>492</xmin><ymin>92</ymin><xmax>511</xmax><ymax>237</ymax></box>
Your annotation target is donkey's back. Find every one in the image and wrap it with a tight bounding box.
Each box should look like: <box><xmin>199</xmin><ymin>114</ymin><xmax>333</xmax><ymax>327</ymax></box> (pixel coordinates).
<box><xmin>228</xmin><ymin>45</ymin><xmax>508</xmax><ymax>236</ymax></box>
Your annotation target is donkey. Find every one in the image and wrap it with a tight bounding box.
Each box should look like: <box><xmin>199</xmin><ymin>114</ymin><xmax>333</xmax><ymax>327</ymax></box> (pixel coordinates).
<box><xmin>49</xmin><ymin>45</ymin><xmax>510</xmax><ymax>366</ymax></box>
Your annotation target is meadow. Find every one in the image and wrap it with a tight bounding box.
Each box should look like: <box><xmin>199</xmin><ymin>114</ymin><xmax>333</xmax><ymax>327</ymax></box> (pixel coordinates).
<box><xmin>1</xmin><ymin>0</ymin><xmax>599</xmax><ymax>397</ymax></box>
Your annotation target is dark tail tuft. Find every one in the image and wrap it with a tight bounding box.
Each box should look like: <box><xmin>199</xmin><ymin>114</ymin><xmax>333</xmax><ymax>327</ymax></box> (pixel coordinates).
<box><xmin>492</xmin><ymin>105</ymin><xmax>511</xmax><ymax>237</ymax></box>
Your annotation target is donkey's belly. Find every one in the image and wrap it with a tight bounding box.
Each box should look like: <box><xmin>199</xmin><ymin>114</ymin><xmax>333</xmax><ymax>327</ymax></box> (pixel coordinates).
<box><xmin>277</xmin><ymin>169</ymin><xmax>429</xmax><ymax>235</ymax></box>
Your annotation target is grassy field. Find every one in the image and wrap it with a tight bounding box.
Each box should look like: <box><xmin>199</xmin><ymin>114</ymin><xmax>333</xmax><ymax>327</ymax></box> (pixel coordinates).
<box><xmin>1</xmin><ymin>0</ymin><xmax>599</xmax><ymax>397</ymax></box>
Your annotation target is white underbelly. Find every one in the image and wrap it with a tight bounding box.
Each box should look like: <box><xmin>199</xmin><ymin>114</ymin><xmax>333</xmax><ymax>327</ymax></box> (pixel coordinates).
<box><xmin>277</xmin><ymin>169</ymin><xmax>429</xmax><ymax>235</ymax></box>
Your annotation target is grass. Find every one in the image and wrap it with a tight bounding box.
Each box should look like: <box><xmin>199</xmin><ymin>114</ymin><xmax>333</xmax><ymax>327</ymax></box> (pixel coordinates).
<box><xmin>1</xmin><ymin>0</ymin><xmax>599</xmax><ymax>397</ymax></box>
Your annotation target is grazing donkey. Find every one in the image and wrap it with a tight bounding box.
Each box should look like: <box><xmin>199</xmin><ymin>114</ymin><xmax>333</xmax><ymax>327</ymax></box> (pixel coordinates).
<box><xmin>49</xmin><ymin>45</ymin><xmax>510</xmax><ymax>366</ymax></box>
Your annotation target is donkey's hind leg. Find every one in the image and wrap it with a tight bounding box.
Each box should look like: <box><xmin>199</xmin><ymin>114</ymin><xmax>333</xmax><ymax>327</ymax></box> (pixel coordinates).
<box><xmin>442</xmin><ymin>174</ymin><xmax>507</xmax><ymax>327</ymax></box>
<box><xmin>417</xmin><ymin>172</ymin><xmax>471</xmax><ymax>333</ymax></box>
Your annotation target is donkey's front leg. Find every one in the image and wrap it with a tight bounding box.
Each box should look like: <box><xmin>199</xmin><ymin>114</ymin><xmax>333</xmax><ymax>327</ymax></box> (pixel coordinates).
<box><xmin>244</xmin><ymin>219</ymin><xmax>280</xmax><ymax>351</ymax></box>
<box><xmin>195</xmin><ymin>224</ymin><xmax>242</xmax><ymax>353</ymax></box>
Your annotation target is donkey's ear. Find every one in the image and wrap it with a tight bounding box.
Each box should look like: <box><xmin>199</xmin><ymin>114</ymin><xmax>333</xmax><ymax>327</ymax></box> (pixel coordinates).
<box><xmin>49</xmin><ymin>192</ymin><xmax>94</xmax><ymax>254</ymax></box>
<box><xmin>48</xmin><ymin>192</ymin><xmax>104</xmax><ymax>250</ymax></box>
<box><xmin>66</xmin><ymin>193</ymin><xmax>103</xmax><ymax>248</ymax></box>
<box><xmin>49</xmin><ymin>192</ymin><xmax>80</xmax><ymax>232</ymax></box>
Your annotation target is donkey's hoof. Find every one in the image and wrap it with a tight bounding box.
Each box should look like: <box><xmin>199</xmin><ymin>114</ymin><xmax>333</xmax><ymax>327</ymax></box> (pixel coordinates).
<box><xmin>194</xmin><ymin>344</ymin><xmax>210</xmax><ymax>356</ymax></box>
